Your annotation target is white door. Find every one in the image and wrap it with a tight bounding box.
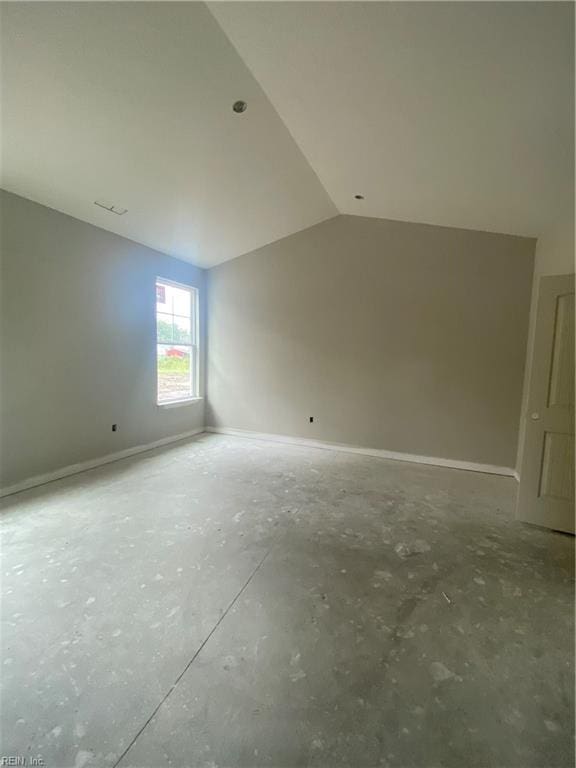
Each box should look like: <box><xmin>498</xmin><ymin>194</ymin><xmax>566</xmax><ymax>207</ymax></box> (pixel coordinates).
<box><xmin>516</xmin><ymin>274</ymin><xmax>575</xmax><ymax>533</ymax></box>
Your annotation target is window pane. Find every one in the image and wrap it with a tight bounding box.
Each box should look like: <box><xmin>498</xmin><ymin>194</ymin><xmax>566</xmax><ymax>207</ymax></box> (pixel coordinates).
<box><xmin>173</xmin><ymin>315</ymin><xmax>191</xmax><ymax>344</ymax></box>
<box><xmin>156</xmin><ymin>312</ymin><xmax>174</xmax><ymax>343</ymax></box>
<box><xmin>157</xmin><ymin>344</ymin><xmax>191</xmax><ymax>402</ymax></box>
<box><xmin>163</xmin><ymin>283</ymin><xmax>191</xmax><ymax>317</ymax></box>
<box><xmin>156</xmin><ymin>283</ymin><xmax>167</xmax><ymax>308</ymax></box>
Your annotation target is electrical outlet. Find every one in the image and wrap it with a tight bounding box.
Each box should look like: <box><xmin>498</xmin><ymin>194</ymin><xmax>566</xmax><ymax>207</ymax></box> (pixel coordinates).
<box><xmin>112</xmin><ymin>424</ymin><xmax>118</xmax><ymax>432</ymax></box>
<box><xmin>309</xmin><ymin>416</ymin><xmax>314</xmax><ymax>423</ymax></box>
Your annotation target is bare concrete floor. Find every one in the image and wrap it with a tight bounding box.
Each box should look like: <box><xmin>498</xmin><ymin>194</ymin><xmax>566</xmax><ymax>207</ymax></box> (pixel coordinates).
<box><xmin>1</xmin><ymin>434</ymin><xmax>574</xmax><ymax>768</ymax></box>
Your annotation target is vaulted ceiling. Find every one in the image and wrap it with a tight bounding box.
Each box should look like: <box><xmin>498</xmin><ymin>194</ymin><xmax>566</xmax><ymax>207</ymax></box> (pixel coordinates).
<box><xmin>210</xmin><ymin>1</ymin><xmax>573</xmax><ymax>242</ymax></box>
<box><xmin>1</xmin><ymin>2</ymin><xmax>573</xmax><ymax>268</ymax></box>
<box><xmin>0</xmin><ymin>2</ymin><xmax>336</xmax><ymax>268</ymax></box>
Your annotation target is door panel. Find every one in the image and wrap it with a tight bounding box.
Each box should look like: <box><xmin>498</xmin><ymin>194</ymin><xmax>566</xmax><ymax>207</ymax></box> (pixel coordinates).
<box><xmin>547</xmin><ymin>293</ymin><xmax>574</xmax><ymax>408</ymax></box>
<box><xmin>516</xmin><ymin>274</ymin><xmax>575</xmax><ymax>533</ymax></box>
<box><xmin>539</xmin><ymin>431</ymin><xmax>574</xmax><ymax>501</ymax></box>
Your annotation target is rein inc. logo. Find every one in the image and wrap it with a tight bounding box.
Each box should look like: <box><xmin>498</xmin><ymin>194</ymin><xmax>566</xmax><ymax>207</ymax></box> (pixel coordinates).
<box><xmin>0</xmin><ymin>758</ymin><xmax>44</xmax><ymax>766</ymax></box>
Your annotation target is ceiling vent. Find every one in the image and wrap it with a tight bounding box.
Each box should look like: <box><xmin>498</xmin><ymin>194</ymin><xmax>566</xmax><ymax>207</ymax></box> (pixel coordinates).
<box><xmin>94</xmin><ymin>200</ymin><xmax>128</xmax><ymax>215</ymax></box>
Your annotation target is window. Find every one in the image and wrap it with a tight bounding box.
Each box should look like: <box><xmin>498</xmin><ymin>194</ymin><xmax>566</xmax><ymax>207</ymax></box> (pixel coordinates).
<box><xmin>156</xmin><ymin>279</ymin><xmax>199</xmax><ymax>404</ymax></box>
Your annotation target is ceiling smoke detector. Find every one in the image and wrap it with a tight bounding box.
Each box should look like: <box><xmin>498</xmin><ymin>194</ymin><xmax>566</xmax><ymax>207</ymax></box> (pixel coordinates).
<box><xmin>233</xmin><ymin>100</ymin><xmax>247</xmax><ymax>114</ymax></box>
<box><xmin>94</xmin><ymin>200</ymin><xmax>127</xmax><ymax>215</ymax></box>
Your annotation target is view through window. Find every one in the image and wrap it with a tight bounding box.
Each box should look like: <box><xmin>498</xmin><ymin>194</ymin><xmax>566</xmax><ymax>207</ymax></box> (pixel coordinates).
<box><xmin>156</xmin><ymin>279</ymin><xmax>198</xmax><ymax>403</ymax></box>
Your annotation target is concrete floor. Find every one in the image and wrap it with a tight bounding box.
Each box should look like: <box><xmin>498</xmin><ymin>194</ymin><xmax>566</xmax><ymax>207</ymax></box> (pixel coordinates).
<box><xmin>1</xmin><ymin>434</ymin><xmax>574</xmax><ymax>768</ymax></box>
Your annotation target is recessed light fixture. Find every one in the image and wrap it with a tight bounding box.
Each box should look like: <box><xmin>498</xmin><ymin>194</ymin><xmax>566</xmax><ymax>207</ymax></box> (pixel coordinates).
<box><xmin>233</xmin><ymin>100</ymin><xmax>247</xmax><ymax>114</ymax></box>
<box><xmin>354</xmin><ymin>194</ymin><xmax>365</xmax><ymax>200</ymax></box>
<box><xmin>94</xmin><ymin>200</ymin><xmax>128</xmax><ymax>215</ymax></box>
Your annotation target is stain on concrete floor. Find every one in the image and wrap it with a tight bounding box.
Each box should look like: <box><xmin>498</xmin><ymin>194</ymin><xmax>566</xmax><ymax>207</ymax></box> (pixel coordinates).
<box><xmin>1</xmin><ymin>434</ymin><xmax>574</xmax><ymax>767</ymax></box>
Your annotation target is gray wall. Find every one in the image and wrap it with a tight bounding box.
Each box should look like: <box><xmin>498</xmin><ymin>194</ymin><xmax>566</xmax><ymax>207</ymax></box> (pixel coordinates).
<box><xmin>0</xmin><ymin>191</ymin><xmax>205</xmax><ymax>488</ymax></box>
<box><xmin>207</xmin><ymin>215</ymin><xmax>535</xmax><ymax>468</ymax></box>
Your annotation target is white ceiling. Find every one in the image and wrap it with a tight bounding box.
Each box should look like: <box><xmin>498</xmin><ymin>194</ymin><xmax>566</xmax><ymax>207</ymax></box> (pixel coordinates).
<box><xmin>0</xmin><ymin>3</ymin><xmax>336</xmax><ymax>268</ymax></box>
<box><xmin>1</xmin><ymin>2</ymin><xmax>573</xmax><ymax>267</ymax></box>
<box><xmin>210</xmin><ymin>1</ymin><xmax>573</xmax><ymax>240</ymax></box>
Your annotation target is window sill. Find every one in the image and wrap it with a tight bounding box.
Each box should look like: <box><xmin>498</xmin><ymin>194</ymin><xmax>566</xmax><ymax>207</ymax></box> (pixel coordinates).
<box><xmin>157</xmin><ymin>397</ymin><xmax>203</xmax><ymax>409</ymax></box>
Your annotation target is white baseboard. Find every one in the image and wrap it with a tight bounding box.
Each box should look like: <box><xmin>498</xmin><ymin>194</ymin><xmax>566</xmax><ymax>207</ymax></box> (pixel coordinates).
<box><xmin>205</xmin><ymin>426</ymin><xmax>517</xmax><ymax>478</ymax></box>
<box><xmin>1</xmin><ymin>425</ymin><xmax>518</xmax><ymax>499</ymax></box>
<box><xmin>0</xmin><ymin>428</ymin><xmax>205</xmax><ymax>499</ymax></box>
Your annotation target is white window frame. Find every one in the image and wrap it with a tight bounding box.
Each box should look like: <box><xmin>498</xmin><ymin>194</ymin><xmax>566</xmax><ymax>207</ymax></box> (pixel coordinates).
<box><xmin>155</xmin><ymin>277</ymin><xmax>200</xmax><ymax>406</ymax></box>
